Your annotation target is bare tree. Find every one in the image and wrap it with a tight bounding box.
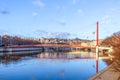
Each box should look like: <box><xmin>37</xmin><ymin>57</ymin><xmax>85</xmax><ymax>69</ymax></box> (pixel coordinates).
<box><xmin>35</xmin><ymin>30</ymin><xmax>48</xmax><ymax>38</ymax></box>
<box><xmin>2</xmin><ymin>35</ymin><xmax>40</xmax><ymax>46</ymax></box>
<box><xmin>51</xmin><ymin>32</ymin><xmax>71</xmax><ymax>39</ymax></box>
<box><xmin>102</xmin><ymin>31</ymin><xmax>120</xmax><ymax>59</ymax></box>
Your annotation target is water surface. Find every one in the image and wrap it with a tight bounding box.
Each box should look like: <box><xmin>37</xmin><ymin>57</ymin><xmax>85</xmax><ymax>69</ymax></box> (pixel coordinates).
<box><xmin>0</xmin><ymin>51</ymin><xmax>109</xmax><ymax>80</ymax></box>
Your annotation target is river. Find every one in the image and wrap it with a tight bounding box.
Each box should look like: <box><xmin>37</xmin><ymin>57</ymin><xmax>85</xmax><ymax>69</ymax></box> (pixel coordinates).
<box><xmin>0</xmin><ymin>51</ymin><xmax>110</xmax><ymax>80</ymax></box>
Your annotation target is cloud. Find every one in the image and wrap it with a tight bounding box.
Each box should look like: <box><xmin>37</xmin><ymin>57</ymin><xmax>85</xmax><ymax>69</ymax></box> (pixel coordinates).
<box><xmin>108</xmin><ymin>8</ymin><xmax>120</xmax><ymax>15</ymax></box>
<box><xmin>0</xmin><ymin>10</ymin><xmax>10</xmax><ymax>14</ymax></box>
<box><xmin>32</xmin><ymin>0</ymin><xmax>45</xmax><ymax>8</ymax></box>
<box><xmin>72</xmin><ymin>0</ymin><xmax>76</xmax><ymax>4</ymax></box>
<box><xmin>72</xmin><ymin>0</ymin><xmax>79</xmax><ymax>5</ymax></box>
<box><xmin>72</xmin><ymin>0</ymin><xmax>83</xmax><ymax>5</ymax></box>
<box><xmin>101</xmin><ymin>15</ymin><xmax>111</xmax><ymax>25</ymax></box>
<box><xmin>100</xmin><ymin>7</ymin><xmax>120</xmax><ymax>25</ymax></box>
<box><xmin>56</xmin><ymin>5</ymin><xmax>61</xmax><ymax>10</ymax></box>
<box><xmin>0</xmin><ymin>28</ymin><xmax>8</xmax><ymax>35</ymax></box>
<box><xmin>0</xmin><ymin>4</ymin><xmax>10</xmax><ymax>15</ymax></box>
<box><xmin>32</xmin><ymin>12</ymin><xmax>38</xmax><ymax>16</ymax></box>
<box><xmin>72</xmin><ymin>0</ymin><xmax>87</xmax><ymax>5</ymax></box>
<box><xmin>57</xmin><ymin>19</ymin><xmax>66</xmax><ymax>26</ymax></box>
<box><xmin>55</xmin><ymin>5</ymin><xmax>66</xmax><ymax>11</ymax></box>
<box><xmin>76</xmin><ymin>9</ymin><xmax>84</xmax><ymax>16</ymax></box>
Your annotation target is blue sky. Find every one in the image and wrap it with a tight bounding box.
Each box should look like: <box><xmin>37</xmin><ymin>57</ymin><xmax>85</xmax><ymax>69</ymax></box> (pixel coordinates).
<box><xmin>0</xmin><ymin>0</ymin><xmax>120</xmax><ymax>39</ymax></box>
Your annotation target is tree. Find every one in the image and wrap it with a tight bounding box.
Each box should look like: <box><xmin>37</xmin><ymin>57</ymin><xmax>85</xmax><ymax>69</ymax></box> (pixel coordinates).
<box><xmin>102</xmin><ymin>31</ymin><xmax>120</xmax><ymax>59</ymax></box>
<box><xmin>2</xmin><ymin>35</ymin><xmax>40</xmax><ymax>45</ymax></box>
<box><xmin>51</xmin><ymin>32</ymin><xmax>71</xmax><ymax>39</ymax></box>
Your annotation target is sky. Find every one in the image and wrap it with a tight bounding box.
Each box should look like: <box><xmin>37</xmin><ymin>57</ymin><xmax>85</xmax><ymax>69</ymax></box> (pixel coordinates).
<box><xmin>0</xmin><ymin>0</ymin><xmax>120</xmax><ymax>39</ymax></box>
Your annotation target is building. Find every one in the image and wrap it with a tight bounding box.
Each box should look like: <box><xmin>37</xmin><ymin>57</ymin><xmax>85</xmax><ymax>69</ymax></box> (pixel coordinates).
<box><xmin>0</xmin><ymin>35</ymin><xmax>2</xmax><ymax>46</ymax></box>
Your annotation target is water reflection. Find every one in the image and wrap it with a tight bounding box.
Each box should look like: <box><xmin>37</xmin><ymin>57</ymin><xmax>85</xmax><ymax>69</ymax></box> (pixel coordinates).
<box><xmin>96</xmin><ymin>60</ymin><xmax>98</xmax><ymax>73</ymax></box>
<box><xmin>0</xmin><ymin>51</ymin><xmax>41</xmax><ymax>65</ymax></box>
<box><xmin>37</xmin><ymin>51</ymin><xmax>96</xmax><ymax>60</ymax></box>
<box><xmin>0</xmin><ymin>51</ymin><xmax>109</xmax><ymax>80</ymax></box>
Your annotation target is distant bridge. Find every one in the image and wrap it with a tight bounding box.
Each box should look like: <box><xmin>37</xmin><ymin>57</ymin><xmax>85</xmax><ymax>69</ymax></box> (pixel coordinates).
<box><xmin>35</xmin><ymin>44</ymin><xmax>112</xmax><ymax>50</ymax></box>
<box><xmin>9</xmin><ymin>43</ymin><xmax>112</xmax><ymax>53</ymax></box>
<box><xmin>34</xmin><ymin>44</ymin><xmax>96</xmax><ymax>49</ymax></box>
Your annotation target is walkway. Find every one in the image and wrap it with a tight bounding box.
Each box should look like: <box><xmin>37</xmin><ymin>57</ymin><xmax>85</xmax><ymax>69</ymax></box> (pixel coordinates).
<box><xmin>89</xmin><ymin>62</ymin><xmax>120</xmax><ymax>80</ymax></box>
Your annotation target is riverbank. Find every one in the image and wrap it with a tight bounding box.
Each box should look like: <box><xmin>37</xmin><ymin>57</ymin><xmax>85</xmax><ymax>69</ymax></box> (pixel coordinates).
<box><xmin>0</xmin><ymin>45</ymin><xmax>73</xmax><ymax>57</ymax></box>
<box><xmin>0</xmin><ymin>47</ymin><xmax>43</xmax><ymax>57</ymax></box>
<box><xmin>0</xmin><ymin>47</ymin><xmax>43</xmax><ymax>52</ymax></box>
<box><xmin>89</xmin><ymin>61</ymin><xmax>120</xmax><ymax>80</ymax></box>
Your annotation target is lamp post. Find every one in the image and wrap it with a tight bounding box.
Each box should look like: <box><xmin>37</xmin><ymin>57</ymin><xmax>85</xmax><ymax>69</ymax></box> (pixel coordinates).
<box><xmin>95</xmin><ymin>21</ymin><xmax>99</xmax><ymax>73</ymax></box>
<box><xmin>96</xmin><ymin>21</ymin><xmax>99</xmax><ymax>73</ymax></box>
